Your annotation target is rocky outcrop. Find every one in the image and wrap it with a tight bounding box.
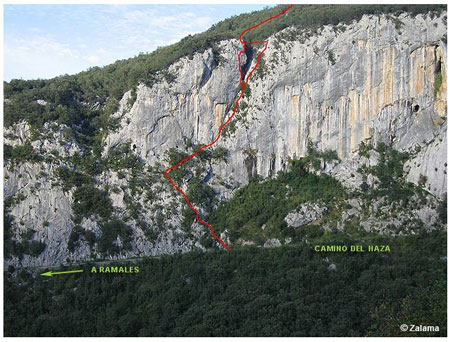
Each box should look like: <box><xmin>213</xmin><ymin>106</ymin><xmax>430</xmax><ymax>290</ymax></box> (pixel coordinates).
<box><xmin>264</xmin><ymin>238</ymin><xmax>282</xmax><ymax>248</ymax></box>
<box><xmin>285</xmin><ymin>202</ymin><xmax>327</xmax><ymax>228</ymax></box>
<box><xmin>336</xmin><ymin>195</ymin><xmax>443</xmax><ymax>235</ymax></box>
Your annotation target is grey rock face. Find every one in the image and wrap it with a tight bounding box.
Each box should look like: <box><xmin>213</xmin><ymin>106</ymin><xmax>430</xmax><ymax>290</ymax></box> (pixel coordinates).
<box><xmin>404</xmin><ymin>123</ymin><xmax>447</xmax><ymax>198</ymax></box>
<box><xmin>321</xmin><ymin>150</ymin><xmax>380</xmax><ymax>190</ymax></box>
<box><xmin>104</xmin><ymin>13</ymin><xmax>447</xmax><ymax>195</ymax></box>
<box><xmin>3</xmin><ymin>12</ymin><xmax>447</xmax><ymax>267</ymax></box>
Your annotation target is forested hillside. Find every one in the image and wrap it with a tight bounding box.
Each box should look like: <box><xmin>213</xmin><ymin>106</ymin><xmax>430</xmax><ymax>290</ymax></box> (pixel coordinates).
<box><xmin>4</xmin><ymin>230</ymin><xmax>446</xmax><ymax>337</ymax></box>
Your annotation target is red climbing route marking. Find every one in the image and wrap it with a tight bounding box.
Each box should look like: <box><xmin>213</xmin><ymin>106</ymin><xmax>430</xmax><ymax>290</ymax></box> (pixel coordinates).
<box><xmin>164</xmin><ymin>5</ymin><xmax>294</xmax><ymax>251</ymax></box>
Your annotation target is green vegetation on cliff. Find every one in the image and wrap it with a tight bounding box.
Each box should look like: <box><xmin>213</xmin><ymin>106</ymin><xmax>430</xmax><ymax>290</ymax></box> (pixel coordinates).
<box><xmin>210</xmin><ymin>156</ymin><xmax>344</xmax><ymax>243</ymax></box>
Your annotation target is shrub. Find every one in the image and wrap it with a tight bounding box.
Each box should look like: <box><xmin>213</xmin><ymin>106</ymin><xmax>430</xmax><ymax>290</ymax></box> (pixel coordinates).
<box><xmin>107</xmin><ymin>142</ymin><xmax>143</xmax><ymax>170</ymax></box>
<box><xmin>242</xmin><ymin>84</ymin><xmax>251</xmax><ymax>98</ymax></box>
<box><xmin>27</xmin><ymin>241</ymin><xmax>46</xmax><ymax>256</ymax></box>
<box><xmin>98</xmin><ymin>219</ymin><xmax>132</xmax><ymax>255</ymax></box>
<box><xmin>434</xmin><ymin>70</ymin><xmax>442</xmax><ymax>97</ymax></box>
<box><xmin>320</xmin><ymin>149</ymin><xmax>339</xmax><ymax>162</ymax></box>
<box><xmin>358</xmin><ymin>141</ymin><xmax>372</xmax><ymax>158</ymax></box>
<box><xmin>327</xmin><ymin>50</ymin><xmax>336</xmax><ymax>65</ymax></box>
<box><xmin>55</xmin><ymin>166</ymin><xmax>93</xmax><ymax>192</ymax></box>
<box><xmin>211</xmin><ymin>146</ymin><xmax>229</xmax><ymax>162</ymax></box>
<box><xmin>72</xmin><ymin>185</ymin><xmax>113</xmax><ymax>220</ymax></box>
<box><xmin>4</xmin><ymin>141</ymin><xmax>42</xmax><ymax>165</ymax></box>
<box><xmin>419</xmin><ymin>174</ymin><xmax>428</xmax><ymax>187</ymax></box>
<box><xmin>437</xmin><ymin>197</ymin><xmax>447</xmax><ymax>224</ymax></box>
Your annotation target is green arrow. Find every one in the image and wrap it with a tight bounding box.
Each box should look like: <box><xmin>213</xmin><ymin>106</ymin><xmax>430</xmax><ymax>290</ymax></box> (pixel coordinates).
<box><xmin>40</xmin><ymin>269</ymin><xmax>84</xmax><ymax>277</ymax></box>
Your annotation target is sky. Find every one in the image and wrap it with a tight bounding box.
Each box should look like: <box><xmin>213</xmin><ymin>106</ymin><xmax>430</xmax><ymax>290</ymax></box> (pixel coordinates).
<box><xmin>4</xmin><ymin>4</ymin><xmax>269</xmax><ymax>81</ymax></box>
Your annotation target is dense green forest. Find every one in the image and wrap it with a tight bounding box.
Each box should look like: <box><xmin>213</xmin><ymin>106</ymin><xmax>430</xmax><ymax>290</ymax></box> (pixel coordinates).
<box><xmin>4</xmin><ymin>229</ymin><xmax>446</xmax><ymax>337</ymax></box>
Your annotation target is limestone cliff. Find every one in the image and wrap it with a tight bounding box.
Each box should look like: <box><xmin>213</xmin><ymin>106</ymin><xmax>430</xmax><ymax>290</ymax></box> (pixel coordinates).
<box><xmin>4</xmin><ymin>11</ymin><xmax>447</xmax><ymax>267</ymax></box>
<box><xmin>105</xmin><ymin>12</ymin><xmax>447</xmax><ymax>196</ymax></box>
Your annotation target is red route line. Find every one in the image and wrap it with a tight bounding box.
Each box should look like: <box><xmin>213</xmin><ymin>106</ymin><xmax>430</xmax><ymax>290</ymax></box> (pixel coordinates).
<box><xmin>164</xmin><ymin>5</ymin><xmax>294</xmax><ymax>251</ymax></box>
